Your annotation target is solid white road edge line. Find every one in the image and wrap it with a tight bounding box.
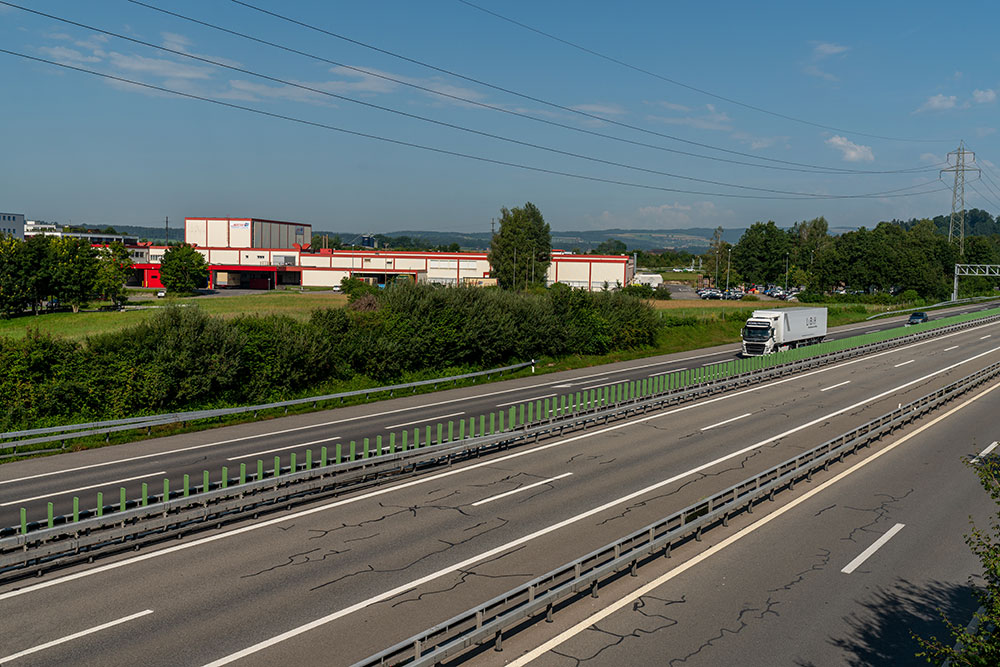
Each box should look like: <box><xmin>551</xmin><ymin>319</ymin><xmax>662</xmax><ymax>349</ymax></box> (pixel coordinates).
<box><xmin>229</xmin><ymin>436</ymin><xmax>342</xmax><ymax>461</ymax></box>
<box><xmin>840</xmin><ymin>523</ymin><xmax>905</xmax><ymax>574</ymax></box>
<box><xmin>1</xmin><ymin>335</ymin><xmax>993</xmax><ymax>608</ymax></box>
<box><xmin>383</xmin><ymin>412</ymin><xmax>465</xmax><ymax>430</ymax></box>
<box><xmin>0</xmin><ymin>472</ymin><xmax>167</xmax><ymax>507</ymax></box>
<box><xmin>554</xmin><ymin>377</ymin><xmax>610</xmax><ymax>388</ymax></box>
<box><xmin>945</xmin><ymin>345</ymin><xmax>960</xmax><ymax>351</ymax></box>
<box><xmin>1</xmin><ymin>309</ymin><xmax>988</xmax><ymax>488</ymax></box>
<box><xmin>507</xmin><ymin>378</ymin><xmax>1000</xmax><ymax>666</ymax></box>
<box><xmin>471</xmin><ymin>473</ymin><xmax>574</xmax><ymax>507</ymax></box>
<box><xmin>894</xmin><ymin>360</ymin><xmax>915</xmax><ymax>368</ymax></box>
<box><xmin>193</xmin><ymin>345</ymin><xmax>1000</xmax><ymax>666</ymax></box>
<box><xmin>821</xmin><ymin>380</ymin><xmax>851</xmax><ymax>392</ymax></box>
<box><xmin>972</xmin><ymin>441</ymin><xmax>999</xmax><ymax>464</ymax></box>
<box><xmin>0</xmin><ymin>609</ymin><xmax>153</xmax><ymax>664</ymax></box>
<box><xmin>700</xmin><ymin>413</ymin><xmax>752</xmax><ymax>431</ymax></box>
<box><xmin>649</xmin><ymin>368</ymin><xmax>686</xmax><ymax>377</ymax></box>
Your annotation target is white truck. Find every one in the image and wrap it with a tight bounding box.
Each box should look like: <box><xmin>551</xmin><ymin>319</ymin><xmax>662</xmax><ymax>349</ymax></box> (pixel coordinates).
<box><xmin>741</xmin><ymin>307</ymin><xmax>827</xmax><ymax>356</ymax></box>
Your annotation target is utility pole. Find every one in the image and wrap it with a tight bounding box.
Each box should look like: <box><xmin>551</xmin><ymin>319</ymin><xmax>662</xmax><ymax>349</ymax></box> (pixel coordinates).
<box><xmin>725</xmin><ymin>247</ymin><xmax>732</xmax><ymax>292</ymax></box>
<box><xmin>164</xmin><ymin>216</ymin><xmax>168</xmax><ymax>246</ymax></box>
<box><xmin>941</xmin><ymin>141</ymin><xmax>980</xmax><ymax>256</ymax></box>
<box><xmin>490</xmin><ymin>218</ymin><xmax>495</xmax><ymax>237</ymax></box>
<box><xmin>784</xmin><ymin>253</ymin><xmax>789</xmax><ymax>292</ymax></box>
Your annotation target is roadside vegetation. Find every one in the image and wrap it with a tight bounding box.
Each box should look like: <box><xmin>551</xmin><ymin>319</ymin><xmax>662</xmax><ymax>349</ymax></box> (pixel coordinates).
<box><xmin>0</xmin><ymin>283</ymin><xmax>658</xmax><ymax>431</ymax></box>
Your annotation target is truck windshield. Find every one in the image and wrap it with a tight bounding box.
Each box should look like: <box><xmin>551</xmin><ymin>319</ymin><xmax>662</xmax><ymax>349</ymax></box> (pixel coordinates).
<box><xmin>743</xmin><ymin>326</ymin><xmax>771</xmax><ymax>342</ymax></box>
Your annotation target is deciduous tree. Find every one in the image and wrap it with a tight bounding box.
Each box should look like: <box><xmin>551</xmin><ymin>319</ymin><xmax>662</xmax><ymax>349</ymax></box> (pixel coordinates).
<box><xmin>160</xmin><ymin>244</ymin><xmax>208</xmax><ymax>294</ymax></box>
<box><xmin>488</xmin><ymin>202</ymin><xmax>551</xmax><ymax>290</ymax></box>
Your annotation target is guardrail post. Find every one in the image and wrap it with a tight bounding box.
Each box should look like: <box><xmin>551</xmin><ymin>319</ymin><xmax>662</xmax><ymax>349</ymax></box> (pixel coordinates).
<box><xmin>119</xmin><ymin>487</ymin><xmax>126</xmax><ymax>512</ymax></box>
<box><xmin>20</xmin><ymin>507</ymin><xmax>27</xmax><ymax>534</ymax></box>
<box><xmin>73</xmin><ymin>497</ymin><xmax>79</xmax><ymax>523</ymax></box>
<box><xmin>349</xmin><ymin>440</ymin><xmax>356</xmax><ymax>461</ymax></box>
<box><xmin>305</xmin><ymin>450</ymin><xmax>312</xmax><ymax>470</ymax></box>
<box><xmin>363</xmin><ymin>438</ymin><xmax>370</xmax><ymax>459</ymax></box>
<box><xmin>97</xmin><ymin>492</ymin><xmax>103</xmax><ymax>517</ymax></box>
<box><xmin>509</xmin><ymin>406</ymin><xmax>516</xmax><ymax>428</ymax></box>
<box><xmin>375</xmin><ymin>436</ymin><xmax>382</xmax><ymax>457</ymax></box>
<box><xmin>221</xmin><ymin>467</ymin><xmax>228</xmax><ymax>488</ymax></box>
<box><xmin>543</xmin><ymin>398</ymin><xmax>550</xmax><ymax>420</ymax></box>
<box><xmin>271</xmin><ymin>456</ymin><xmax>280</xmax><ymax>477</ymax></box>
<box><xmin>520</xmin><ymin>403</ymin><xmax>526</xmax><ymax>425</ymax></box>
<box><xmin>415</xmin><ymin>427</ymin><xmax>421</xmax><ymax>447</ymax></box>
<box><xmin>457</xmin><ymin>420</ymin><xmax>464</xmax><ymax>441</ymax></box>
<box><xmin>425</xmin><ymin>426</ymin><xmax>431</xmax><ymax>448</ymax></box>
<box><xmin>163</xmin><ymin>478</ymin><xmax>170</xmax><ymax>502</ymax></box>
<box><xmin>47</xmin><ymin>502</ymin><xmax>54</xmax><ymax>528</ymax></box>
<box><xmin>141</xmin><ymin>483</ymin><xmax>148</xmax><ymax>507</ymax></box>
<box><xmin>480</xmin><ymin>415</ymin><xmax>486</xmax><ymax>437</ymax></box>
<box><xmin>389</xmin><ymin>433</ymin><xmax>396</xmax><ymax>454</ymax></box>
<box><xmin>204</xmin><ymin>469</ymin><xmax>211</xmax><ymax>490</ymax></box>
<box><xmin>448</xmin><ymin>421</ymin><xmax>454</xmax><ymax>441</ymax></box>
<box><xmin>402</xmin><ymin>431</ymin><xmax>409</xmax><ymax>451</ymax></box>
<box><xmin>490</xmin><ymin>412</ymin><xmax>496</xmax><ymax>433</ymax></box>
<box><xmin>467</xmin><ymin>417</ymin><xmax>475</xmax><ymax>438</ymax></box>
<box><xmin>436</xmin><ymin>423</ymin><xmax>443</xmax><ymax>444</ymax></box>
<box><xmin>320</xmin><ymin>447</ymin><xmax>328</xmax><ymax>467</ymax></box>
<box><xmin>336</xmin><ymin>442</ymin><xmax>343</xmax><ymax>463</ymax></box>
<box><xmin>499</xmin><ymin>411</ymin><xmax>505</xmax><ymax>432</ymax></box>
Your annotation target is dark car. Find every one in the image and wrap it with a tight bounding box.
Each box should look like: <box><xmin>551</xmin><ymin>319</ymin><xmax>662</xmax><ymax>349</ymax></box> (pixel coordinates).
<box><xmin>907</xmin><ymin>312</ymin><xmax>928</xmax><ymax>325</ymax></box>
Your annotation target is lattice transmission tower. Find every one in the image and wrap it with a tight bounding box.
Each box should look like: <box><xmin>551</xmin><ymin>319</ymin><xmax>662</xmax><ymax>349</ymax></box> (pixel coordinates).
<box><xmin>940</xmin><ymin>141</ymin><xmax>980</xmax><ymax>256</ymax></box>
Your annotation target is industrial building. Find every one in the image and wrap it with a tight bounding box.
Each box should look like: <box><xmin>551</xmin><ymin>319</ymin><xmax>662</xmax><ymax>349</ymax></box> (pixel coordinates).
<box><xmin>0</xmin><ymin>213</ymin><xmax>25</xmax><ymax>240</ymax></box>
<box><xmin>129</xmin><ymin>216</ymin><xmax>634</xmax><ymax>291</ymax></box>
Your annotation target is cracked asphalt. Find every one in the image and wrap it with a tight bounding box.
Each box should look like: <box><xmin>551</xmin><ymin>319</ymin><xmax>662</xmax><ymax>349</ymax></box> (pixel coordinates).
<box><xmin>2</xmin><ymin>321</ymin><xmax>999</xmax><ymax>666</ymax></box>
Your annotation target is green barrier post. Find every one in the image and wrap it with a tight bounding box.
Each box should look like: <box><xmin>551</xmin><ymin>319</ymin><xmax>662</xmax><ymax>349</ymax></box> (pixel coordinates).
<box><xmin>97</xmin><ymin>492</ymin><xmax>103</xmax><ymax>517</ymax></box>
<box><xmin>20</xmin><ymin>508</ymin><xmax>27</xmax><ymax>535</ymax></box>
<box><xmin>141</xmin><ymin>483</ymin><xmax>148</xmax><ymax>507</ymax></box>
<box><xmin>47</xmin><ymin>502</ymin><xmax>54</xmax><ymax>528</ymax></box>
<box><xmin>184</xmin><ymin>473</ymin><xmax>191</xmax><ymax>497</ymax></box>
<box><xmin>73</xmin><ymin>497</ymin><xmax>79</xmax><ymax>522</ymax></box>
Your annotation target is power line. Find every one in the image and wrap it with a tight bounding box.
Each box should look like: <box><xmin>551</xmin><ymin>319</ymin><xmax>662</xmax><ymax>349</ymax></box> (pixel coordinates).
<box><xmin>3</xmin><ymin>2</ymin><xmax>944</xmax><ymax>200</ymax></box>
<box><xmin>122</xmin><ymin>1</ymin><xmax>937</xmax><ymax>177</ymax></box>
<box><xmin>968</xmin><ymin>183</ymin><xmax>1000</xmax><ymax>213</ymax></box>
<box><xmin>456</xmin><ymin>0</ymin><xmax>953</xmax><ymax>145</ymax></box>
<box><xmin>225</xmin><ymin>0</ymin><xmax>945</xmax><ymax>173</ymax></box>
<box><xmin>0</xmin><ymin>48</ymin><xmax>950</xmax><ymax>203</ymax></box>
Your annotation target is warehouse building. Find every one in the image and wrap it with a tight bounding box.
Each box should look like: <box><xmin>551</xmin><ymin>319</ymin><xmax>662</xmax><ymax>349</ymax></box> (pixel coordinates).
<box><xmin>130</xmin><ymin>216</ymin><xmax>633</xmax><ymax>290</ymax></box>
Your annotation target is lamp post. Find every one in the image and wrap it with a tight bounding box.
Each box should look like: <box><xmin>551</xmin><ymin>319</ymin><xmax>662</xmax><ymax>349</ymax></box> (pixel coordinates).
<box><xmin>784</xmin><ymin>253</ymin><xmax>789</xmax><ymax>292</ymax></box>
<box><xmin>725</xmin><ymin>247</ymin><xmax>732</xmax><ymax>293</ymax></box>
<box><xmin>715</xmin><ymin>247</ymin><xmax>720</xmax><ymax>288</ymax></box>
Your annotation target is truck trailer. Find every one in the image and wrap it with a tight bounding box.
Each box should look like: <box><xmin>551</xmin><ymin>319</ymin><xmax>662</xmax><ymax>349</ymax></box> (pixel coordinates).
<box><xmin>741</xmin><ymin>307</ymin><xmax>827</xmax><ymax>356</ymax></box>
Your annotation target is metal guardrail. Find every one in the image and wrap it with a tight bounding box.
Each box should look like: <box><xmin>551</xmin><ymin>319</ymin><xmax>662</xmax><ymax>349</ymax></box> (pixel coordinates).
<box><xmin>0</xmin><ymin>359</ymin><xmax>538</xmax><ymax>452</ymax></box>
<box><xmin>357</xmin><ymin>359</ymin><xmax>1000</xmax><ymax>667</ymax></box>
<box><xmin>2</xmin><ymin>308</ymin><xmax>998</xmax><ymax>575</ymax></box>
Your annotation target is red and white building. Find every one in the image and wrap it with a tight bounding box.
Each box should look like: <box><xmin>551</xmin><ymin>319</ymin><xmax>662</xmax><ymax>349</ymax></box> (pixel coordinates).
<box><xmin>130</xmin><ymin>217</ymin><xmax>634</xmax><ymax>291</ymax></box>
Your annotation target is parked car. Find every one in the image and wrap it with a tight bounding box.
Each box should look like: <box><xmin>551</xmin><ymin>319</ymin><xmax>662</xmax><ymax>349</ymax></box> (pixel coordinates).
<box><xmin>906</xmin><ymin>312</ymin><xmax>928</xmax><ymax>325</ymax></box>
<box><xmin>156</xmin><ymin>290</ymin><xmax>166</xmax><ymax>298</ymax></box>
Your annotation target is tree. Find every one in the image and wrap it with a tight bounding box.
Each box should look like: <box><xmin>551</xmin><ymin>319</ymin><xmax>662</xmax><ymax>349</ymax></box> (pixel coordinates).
<box><xmin>23</xmin><ymin>234</ymin><xmax>54</xmax><ymax>315</ymax></box>
<box><xmin>594</xmin><ymin>239</ymin><xmax>627</xmax><ymax>255</ymax></box>
<box><xmin>915</xmin><ymin>455</ymin><xmax>1000</xmax><ymax>664</ymax></box>
<box><xmin>160</xmin><ymin>244</ymin><xmax>208</xmax><ymax>294</ymax></box>
<box><xmin>0</xmin><ymin>236</ymin><xmax>30</xmax><ymax>318</ymax></box>
<box><xmin>488</xmin><ymin>202</ymin><xmax>551</xmax><ymax>290</ymax></box>
<box><xmin>95</xmin><ymin>242</ymin><xmax>133</xmax><ymax>308</ymax></box>
<box><xmin>733</xmin><ymin>221</ymin><xmax>790</xmax><ymax>285</ymax></box>
<box><xmin>49</xmin><ymin>237</ymin><xmax>98</xmax><ymax>313</ymax></box>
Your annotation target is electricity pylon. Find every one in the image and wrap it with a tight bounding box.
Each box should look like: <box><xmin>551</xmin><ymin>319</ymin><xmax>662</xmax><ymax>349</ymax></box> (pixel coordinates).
<box><xmin>940</xmin><ymin>141</ymin><xmax>980</xmax><ymax>256</ymax></box>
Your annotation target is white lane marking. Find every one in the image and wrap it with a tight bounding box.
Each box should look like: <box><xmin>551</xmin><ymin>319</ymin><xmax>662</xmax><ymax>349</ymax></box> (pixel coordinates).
<box><xmin>945</xmin><ymin>345</ymin><xmax>959</xmax><ymax>351</ymax></box>
<box><xmin>576</xmin><ymin>382</ymin><xmax>617</xmax><ymax>392</ymax></box>
<box><xmin>0</xmin><ymin>472</ymin><xmax>167</xmax><ymax>507</ymax></box>
<box><xmin>4</xmin><ymin>334</ymin><xmax>996</xmax><ymax>605</ymax></box>
<box><xmin>649</xmin><ymin>368</ymin><xmax>686</xmax><ymax>377</ymax></box>
<box><xmin>982</xmin><ymin>335</ymin><xmax>992</xmax><ymax>340</ymax></box>
<box><xmin>2</xmin><ymin>311</ymin><xmax>981</xmax><ymax>488</ymax></box>
<box><xmin>227</xmin><ymin>436</ymin><xmax>341</xmax><ymax>461</ymax></box>
<box><xmin>383</xmin><ymin>412</ymin><xmax>465</xmax><ymax>430</ymax></box>
<box><xmin>554</xmin><ymin>377</ymin><xmax>609</xmax><ymax>388</ymax></box>
<box><xmin>894</xmin><ymin>360</ymin><xmax>914</xmax><ymax>368</ymax></box>
<box><xmin>508</xmin><ymin>379</ymin><xmax>1000</xmax><ymax>665</ymax></box>
<box><xmin>0</xmin><ymin>609</ymin><xmax>153</xmax><ymax>664</ymax></box>
<box><xmin>841</xmin><ymin>523</ymin><xmax>906</xmax><ymax>574</ymax></box>
<box><xmin>971</xmin><ymin>441</ymin><xmax>999</xmax><ymax>464</ymax></box>
<box><xmin>497</xmin><ymin>395</ymin><xmax>555</xmax><ymax>408</ymax></box>
<box><xmin>702</xmin><ymin>361</ymin><xmax>722</xmax><ymax>367</ymax></box>
<box><xmin>700</xmin><ymin>413</ymin><xmax>752</xmax><ymax>431</ymax></box>
<box><xmin>821</xmin><ymin>380</ymin><xmax>851</xmax><ymax>392</ymax></box>
<box><xmin>198</xmin><ymin>345</ymin><xmax>1000</xmax><ymax>666</ymax></box>
<box><xmin>471</xmin><ymin>473</ymin><xmax>573</xmax><ymax>507</ymax></box>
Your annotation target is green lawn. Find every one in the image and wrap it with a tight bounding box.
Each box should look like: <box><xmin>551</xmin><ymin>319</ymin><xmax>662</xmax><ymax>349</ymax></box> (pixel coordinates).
<box><xmin>0</xmin><ymin>291</ymin><xmax>348</xmax><ymax>340</ymax></box>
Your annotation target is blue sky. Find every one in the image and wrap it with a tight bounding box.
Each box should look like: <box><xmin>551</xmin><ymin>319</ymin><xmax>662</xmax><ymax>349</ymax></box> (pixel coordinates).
<box><xmin>2</xmin><ymin>0</ymin><xmax>999</xmax><ymax>234</ymax></box>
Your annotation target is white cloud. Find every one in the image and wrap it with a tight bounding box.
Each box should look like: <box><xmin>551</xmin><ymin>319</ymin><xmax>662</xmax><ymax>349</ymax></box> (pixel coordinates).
<box><xmin>647</xmin><ymin>104</ymin><xmax>732</xmax><ymax>131</ymax></box>
<box><xmin>730</xmin><ymin>131</ymin><xmax>789</xmax><ymax>150</ymax></box>
<box><xmin>917</xmin><ymin>93</ymin><xmax>958</xmax><ymax>112</ymax></box>
<box><xmin>813</xmin><ymin>42</ymin><xmax>850</xmax><ymax>57</ymax></box>
<box><xmin>161</xmin><ymin>32</ymin><xmax>192</xmax><ymax>52</ymax></box>
<box><xmin>571</xmin><ymin>103</ymin><xmax>627</xmax><ymax>116</ymax></box>
<box><xmin>825</xmin><ymin>135</ymin><xmax>874</xmax><ymax>162</ymax></box>
<box><xmin>920</xmin><ymin>152</ymin><xmax>942</xmax><ymax>163</ymax></box>
<box><xmin>37</xmin><ymin>46</ymin><xmax>101</xmax><ymax>64</ymax></box>
<box><xmin>652</xmin><ymin>100</ymin><xmax>692</xmax><ymax>112</ymax></box>
<box><xmin>973</xmin><ymin>88</ymin><xmax>996</xmax><ymax>104</ymax></box>
<box><xmin>803</xmin><ymin>65</ymin><xmax>837</xmax><ymax>81</ymax></box>
<box><xmin>107</xmin><ymin>51</ymin><xmax>213</xmax><ymax>80</ymax></box>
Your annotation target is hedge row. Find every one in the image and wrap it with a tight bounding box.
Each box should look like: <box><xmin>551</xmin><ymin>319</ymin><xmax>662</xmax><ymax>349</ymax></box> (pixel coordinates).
<box><xmin>0</xmin><ymin>283</ymin><xmax>660</xmax><ymax>430</ymax></box>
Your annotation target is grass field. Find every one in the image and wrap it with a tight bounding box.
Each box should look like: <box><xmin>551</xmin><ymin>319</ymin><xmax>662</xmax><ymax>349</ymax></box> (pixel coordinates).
<box><xmin>0</xmin><ymin>291</ymin><xmax>348</xmax><ymax>340</ymax></box>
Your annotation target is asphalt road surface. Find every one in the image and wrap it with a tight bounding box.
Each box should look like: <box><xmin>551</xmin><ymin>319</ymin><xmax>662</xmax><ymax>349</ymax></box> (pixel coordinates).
<box><xmin>1</xmin><ymin>306</ymin><xmax>998</xmax><ymax>665</ymax></box>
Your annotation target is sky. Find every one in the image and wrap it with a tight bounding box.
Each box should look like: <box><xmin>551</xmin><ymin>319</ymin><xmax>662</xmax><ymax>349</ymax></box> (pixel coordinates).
<box><xmin>2</xmin><ymin>0</ymin><xmax>1000</xmax><ymax>234</ymax></box>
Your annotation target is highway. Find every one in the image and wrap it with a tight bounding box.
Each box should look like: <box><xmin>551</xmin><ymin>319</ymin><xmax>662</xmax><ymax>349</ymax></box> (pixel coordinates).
<box><xmin>0</xmin><ymin>303</ymin><xmax>991</xmax><ymax>530</ymax></box>
<box><xmin>500</xmin><ymin>362</ymin><xmax>998</xmax><ymax>667</ymax></box>
<box><xmin>0</xmin><ymin>307</ymin><xmax>998</xmax><ymax>665</ymax></box>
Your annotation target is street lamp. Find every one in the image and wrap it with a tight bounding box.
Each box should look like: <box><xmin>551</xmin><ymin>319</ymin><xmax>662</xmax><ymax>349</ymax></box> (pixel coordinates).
<box><xmin>725</xmin><ymin>247</ymin><xmax>732</xmax><ymax>293</ymax></box>
<box><xmin>784</xmin><ymin>253</ymin><xmax>789</xmax><ymax>292</ymax></box>
<box><xmin>715</xmin><ymin>246</ymin><xmax>720</xmax><ymax>288</ymax></box>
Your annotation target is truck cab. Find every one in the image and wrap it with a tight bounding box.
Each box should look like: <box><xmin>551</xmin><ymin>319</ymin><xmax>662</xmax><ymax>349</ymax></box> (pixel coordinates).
<box><xmin>742</xmin><ymin>315</ymin><xmax>778</xmax><ymax>356</ymax></box>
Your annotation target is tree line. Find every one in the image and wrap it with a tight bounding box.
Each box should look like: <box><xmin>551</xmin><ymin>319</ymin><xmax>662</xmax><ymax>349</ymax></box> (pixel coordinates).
<box><xmin>0</xmin><ymin>235</ymin><xmax>132</xmax><ymax>317</ymax></box>
<box><xmin>0</xmin><ymin>282</ymin><xmax>659</xmax><ymax>429</ymax></box>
